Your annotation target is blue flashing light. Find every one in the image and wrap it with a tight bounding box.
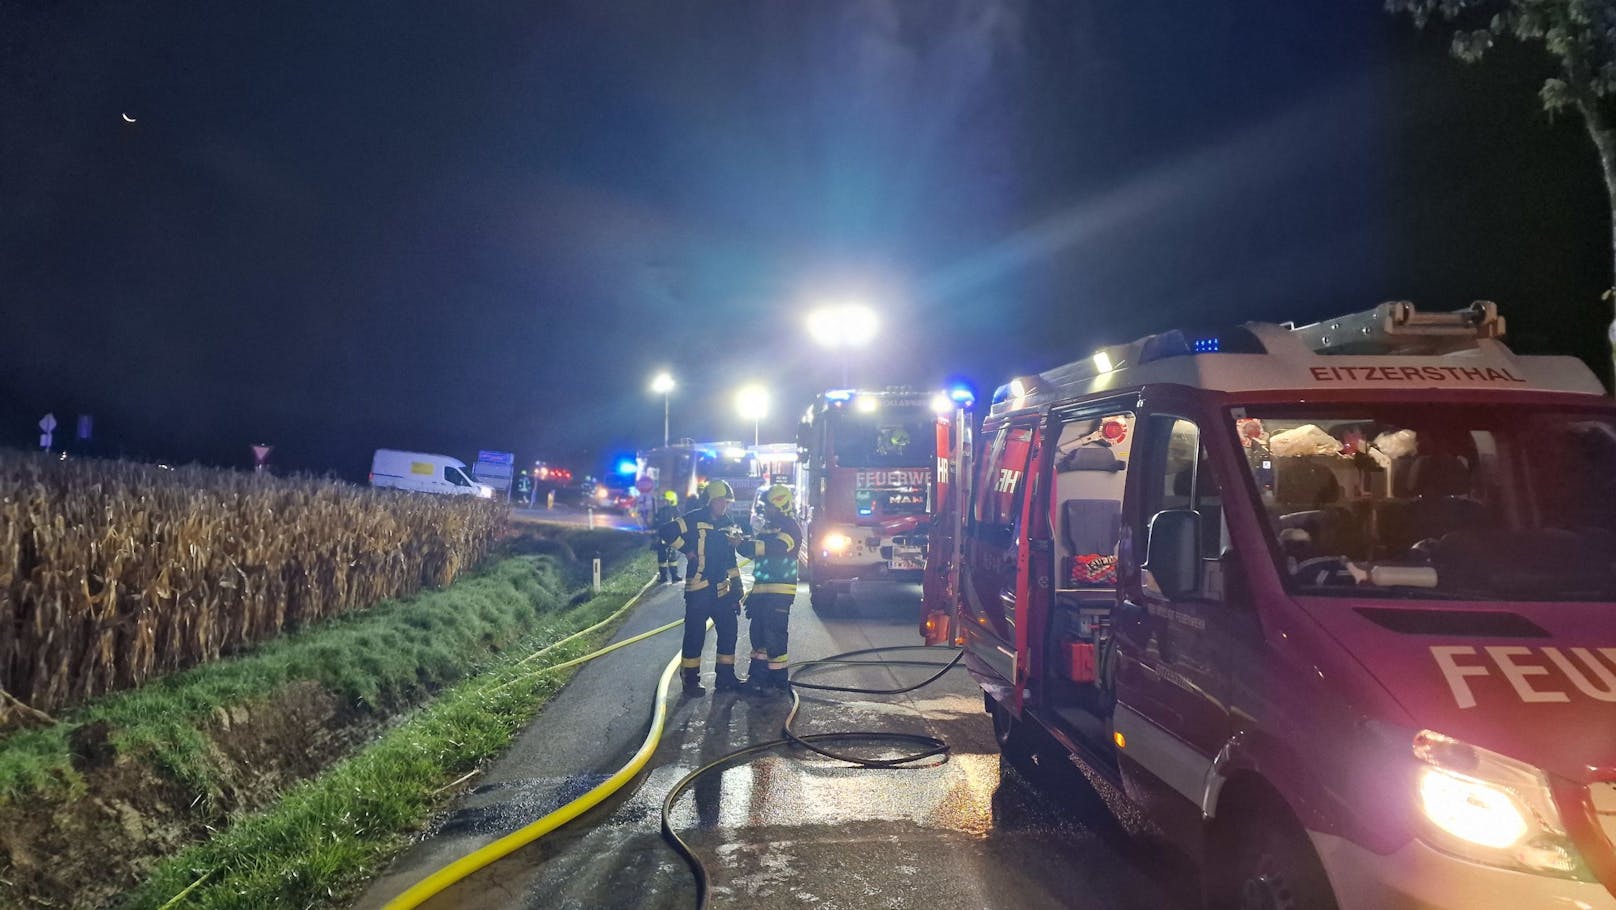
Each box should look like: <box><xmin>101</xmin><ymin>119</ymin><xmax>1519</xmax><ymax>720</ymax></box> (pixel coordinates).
<box><xmin>614</xmin><ymin>458</ymin><xmax>638</xmax><ymax>477</ymax></box>
<box><xmin>824</xmin><ymin>389</ymin><xmax>855</xmax><ymax>402</ymax></box>
<box><xmin>1192</xmin><ymin>337</ymin><xmax>1220</xmax><ymax>353</ymax></box>
<box><xmin>948</xmin><ymin>385</ymin><xmax>976</xmax><ymax>405</ymax></box>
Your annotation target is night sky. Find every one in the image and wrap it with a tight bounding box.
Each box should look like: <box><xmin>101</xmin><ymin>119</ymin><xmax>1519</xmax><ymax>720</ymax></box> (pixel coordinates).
<box><xmin>1</xmin><ymin>1</ymin><xmax>1608</xmax><ymax>480</ymax></box>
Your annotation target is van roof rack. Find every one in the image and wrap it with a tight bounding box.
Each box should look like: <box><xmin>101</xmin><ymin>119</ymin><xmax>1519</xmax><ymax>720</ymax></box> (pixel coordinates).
<box><xmin>1288</xmin><ymin>301</ymin><xmax>1504</xmax><ymax>356</ymax></box>
<box><xmin>986</xmin><ymin>299</ymin><xmax>1602</xmax><ymax>417</ymax></box>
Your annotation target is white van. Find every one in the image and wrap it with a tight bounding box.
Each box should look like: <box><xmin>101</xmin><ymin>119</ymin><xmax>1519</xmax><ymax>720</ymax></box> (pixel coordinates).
<box><xmin>369</xmin><ymin>450</ymin><xmax>494</xmax><ymax>498</ymax></box>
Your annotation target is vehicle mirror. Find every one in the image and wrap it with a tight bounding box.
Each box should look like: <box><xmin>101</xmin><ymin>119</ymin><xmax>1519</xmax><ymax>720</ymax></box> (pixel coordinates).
<box><xmin>1144</xmin><ymin>509</ymin><xmax>1201</xmax><ymax>600</ymax></box>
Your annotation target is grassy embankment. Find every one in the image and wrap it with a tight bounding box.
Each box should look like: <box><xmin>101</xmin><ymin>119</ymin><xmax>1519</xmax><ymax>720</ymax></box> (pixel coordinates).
<box><xmin>0</xmin><ymin>527</ymin><xmax>658</xmax><ymax>909</ymax></box>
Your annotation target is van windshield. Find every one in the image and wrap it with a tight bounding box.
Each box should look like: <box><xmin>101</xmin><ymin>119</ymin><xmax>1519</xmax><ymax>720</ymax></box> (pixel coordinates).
<box><xmin>1230</xmin><ymin>403</ymin><xmax>1616</xmax><ymax>601</ymax></box>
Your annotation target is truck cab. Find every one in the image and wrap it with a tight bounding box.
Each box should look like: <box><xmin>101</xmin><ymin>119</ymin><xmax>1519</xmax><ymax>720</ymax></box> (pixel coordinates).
<box><xmin>924</xmin><ymin>302</ymin><xmax>1616</xmax><ymax>910</ymax></box>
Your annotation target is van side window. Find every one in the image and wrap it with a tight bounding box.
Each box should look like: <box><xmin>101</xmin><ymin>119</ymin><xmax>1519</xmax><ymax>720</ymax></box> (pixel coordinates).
<box><xmin>1143</xmin><ymin>416</ymin><xmax>1229</xmax><ymax>600</ymax></box>
<box><xmin>444</xmin><ymin>466</ymin><xmax>470</xmax><ymax>486</ymax></box>
<box><xmin>973</xmin><ymin>424</ymin><xmax>1034</xmax><ymax>544</ymax></box>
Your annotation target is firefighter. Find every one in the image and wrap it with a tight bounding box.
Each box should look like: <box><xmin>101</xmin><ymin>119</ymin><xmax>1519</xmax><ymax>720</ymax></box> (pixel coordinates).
<box><xmin>659</xmin><ymin>478</ymin><xmax>748</xmax><ymax>696</ymax></box>
<box><xmin>743</xmin><ymin>484</ymin><xmax>801</xmax><ymax>695</ymax></box>
<box><xmin>652</xmin><ymin>490</ymin><xmax>683</xmax><ymax>583</ymax></box>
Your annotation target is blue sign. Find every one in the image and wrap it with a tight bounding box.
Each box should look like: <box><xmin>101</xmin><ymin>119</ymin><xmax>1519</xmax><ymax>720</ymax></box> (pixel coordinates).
<box><xmin>477</xmin><ymin>450</ymin><xmax>515</xmax><ymax>465</ymax></box>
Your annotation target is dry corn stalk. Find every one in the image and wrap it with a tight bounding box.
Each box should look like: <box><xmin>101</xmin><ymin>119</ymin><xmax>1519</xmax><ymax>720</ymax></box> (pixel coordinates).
<box><xmin>0</xmin><ymin>451</ymin><xmax>506</xmax><ymax>718</ymax></box>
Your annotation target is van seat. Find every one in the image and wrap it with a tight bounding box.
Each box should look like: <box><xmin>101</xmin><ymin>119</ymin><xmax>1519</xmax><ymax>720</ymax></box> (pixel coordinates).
<box><xmin>1063</xmin><ymin>499</ymin><xmax>1121</xmax><ymax>555</ymax></box>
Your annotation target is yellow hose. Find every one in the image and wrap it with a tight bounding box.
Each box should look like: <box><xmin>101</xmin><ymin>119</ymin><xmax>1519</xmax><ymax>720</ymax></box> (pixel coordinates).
<box><xmin>383</xmin><ymin>634</ymin><xmax>692</xmax><ymax>908</ymax></box>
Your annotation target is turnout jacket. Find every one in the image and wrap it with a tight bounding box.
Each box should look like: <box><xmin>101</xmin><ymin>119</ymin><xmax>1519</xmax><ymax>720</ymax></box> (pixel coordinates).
<box><xmin>659</xmin><ymin>505</ymin><xmax>743</xmax><ymax>594</ymax></box>
<box><xmin>745</xmin><ymin>513</ymin><xmax>801</xmax><ymax>596</ymax></box>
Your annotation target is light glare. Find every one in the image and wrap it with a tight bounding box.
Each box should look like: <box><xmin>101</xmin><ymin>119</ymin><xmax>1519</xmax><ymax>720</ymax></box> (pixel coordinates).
<box><xmin>806</xmin><ymin>303</ymin><xmax>879</xmax><ymax>348</ymax></box>
<box><xmin>1418</xmin><ymin>766</ymin><xmax>1530</xmax><ymax>850</ymax></box>
<box><xmin>650</xmin><ymin>372</ymin><xmax>675</xmax><ymax>394</ymax></box>
<box><xmin>735</xmin><ymin>384</ymin><xmax>770</xmax><ymax>421</ymax></box>
<box><xmin>1092</xmin><ymin>351</ymin><xmax>1114</xmax><ymax>373</ymax></box>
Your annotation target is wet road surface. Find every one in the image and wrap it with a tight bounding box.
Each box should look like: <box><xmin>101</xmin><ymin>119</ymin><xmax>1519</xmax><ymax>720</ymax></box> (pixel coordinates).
<box><xmin>355</xmin><ymin>573</ymin><xmax>1199</xmax><ymax>910</ymax></box>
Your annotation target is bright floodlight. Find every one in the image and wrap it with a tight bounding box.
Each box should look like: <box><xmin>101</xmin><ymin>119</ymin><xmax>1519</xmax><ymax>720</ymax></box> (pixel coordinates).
<box><xmin>806</xmin><ymin>303</ymin><xmax>879</xmax><ymax>348</ymax></box>
<box><xmin>650</xmin><ymin>372</ymin><xmax>675</xmax><ymax>394</ymax></box>
<box><xmin>735</xmin><ymin>384</ymin><xmax>770</xmax><ymax>421</ymax></box>
<box><xmin>930</xmin><ymin>394</ymin><xmax>951</xmax><ymax>415</ymax></box>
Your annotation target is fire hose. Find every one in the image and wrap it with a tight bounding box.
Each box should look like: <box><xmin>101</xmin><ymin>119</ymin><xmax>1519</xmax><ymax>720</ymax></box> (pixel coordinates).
<box><xmin>384</xmin><ymin>583</ymin><xmax>962</xmax><ymax>910</ymax></box>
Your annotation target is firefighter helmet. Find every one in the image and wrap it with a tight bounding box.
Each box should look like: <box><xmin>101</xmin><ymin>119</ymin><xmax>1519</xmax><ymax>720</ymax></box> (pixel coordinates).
<box><xmin>663</xmin><ymin>489</ymin><xmax>678</xmax><ymax>504</ymax></box>
<box><xmin>703</xmin><ymin>479</ymin><xmax>734</xmax><ymax>502</ymax></box>
<box><xmin>765</xmin><ymin>483</ymin><xmax>794</xmax><ymax>512</ymax></box>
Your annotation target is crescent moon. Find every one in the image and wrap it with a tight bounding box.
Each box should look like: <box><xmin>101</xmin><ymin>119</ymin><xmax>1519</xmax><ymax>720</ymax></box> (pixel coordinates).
<box><xmin>121</xmin><ymin>113</ymin><xmax>136</xmax><ymax>123</ymax></box>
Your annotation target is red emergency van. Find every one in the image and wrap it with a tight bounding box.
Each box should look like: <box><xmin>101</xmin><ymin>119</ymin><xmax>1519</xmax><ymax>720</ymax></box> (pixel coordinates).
<box><xmin>922</xmin><ymin>302</ymin><xmax>1616</xmax><ymax>909</ymax></box>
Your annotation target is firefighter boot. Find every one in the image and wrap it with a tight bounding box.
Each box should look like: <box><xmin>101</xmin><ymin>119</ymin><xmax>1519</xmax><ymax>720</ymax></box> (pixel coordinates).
<box><xmin>714</xmin><ymin>662</ymin><xmax>745</xmax><ymax>692</ymax></box>
<box><xmin>744</xmin><ymin>658</ymin><xmax>775</xmax><ymax>696</ymax></box>
<box><xmin>770</xmin><ymin>668</ymin><xmax>791</xmax><ymax>692</ymax></box>
<box><xmin>658</xmin><ymin>565</ymin><xmax>670</xmax><ymax>584</ymax></box>
<box><xmin>681</xmin><ymin>668</ymin><xmax>706</xmax><ymax>697</ymax></box>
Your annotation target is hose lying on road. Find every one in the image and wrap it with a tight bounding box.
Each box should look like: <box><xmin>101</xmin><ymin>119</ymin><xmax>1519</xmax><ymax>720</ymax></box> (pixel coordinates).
<box><xmin>381</xmin><ymin>573</ymin><xmax>692</xmax><ymax>910</ymax></box>
<box><xmin>383</xmin><ymin>565</ymin><xmax>963</xmax><ymax>910</ymax></box>
<box><xmin>659</xmin><ymin>645</ymin><xmax>964</xmax><ymax>910</ymax></box>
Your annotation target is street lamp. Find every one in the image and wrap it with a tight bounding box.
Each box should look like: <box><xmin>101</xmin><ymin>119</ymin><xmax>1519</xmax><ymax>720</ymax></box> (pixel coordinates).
<box><xmin>806</xmin><ymin>302</ymin><xmax>879</xmax><ymax>385</ymax></box>
<box><xmin>735</xmin><ymin>384</ymin><xmax>770</xmax><ymax>447</ymax></box>
<box><xmin>650</xmin><ymin>372</ymin><xmax>675</xmax><ymax>447</ymax></box>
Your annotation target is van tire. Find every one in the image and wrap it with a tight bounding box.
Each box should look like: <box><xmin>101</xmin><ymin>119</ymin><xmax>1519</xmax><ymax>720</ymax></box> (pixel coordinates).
<box><xmin>1205</xmin><ymin>791</ymin><xmax>1338</xmax><ymax>910</ymax></box>
<box><xmin>810</xmin><ymin>583</ymin><xmax>838</xmax><ymax>615</ymax></box>
<box><xmin>987</xmin><ymin>696</ymin><xmax>1035</xmax><ymax>761</ymax></box>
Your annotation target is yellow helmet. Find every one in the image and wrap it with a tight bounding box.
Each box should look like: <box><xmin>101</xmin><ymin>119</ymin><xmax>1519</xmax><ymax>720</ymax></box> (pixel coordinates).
<box><xmin>663</xmin><ymin>489</ymin><xmax>678</xmax><ymax>504</ymax></box>
<box><xmin>765</xmin><ymin>483</ymin><xmax>794</xmax><ymax>512</ymax></box>
<box><xmin>703</xmin><ymin>479</ymin><xmax>734</xmax><ymax>502</ymax></box>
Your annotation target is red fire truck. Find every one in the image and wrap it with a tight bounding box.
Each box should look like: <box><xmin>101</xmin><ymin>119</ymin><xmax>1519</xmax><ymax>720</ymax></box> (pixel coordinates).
<box><xmin>923</xmin><ymin>302</ymin><xmax>1616</xmax><ymax>909</ymax></box>
<box><xmin>799</xmin><ymin>387</ymin><xmax>959</xmax><ymax>612</ymax></box>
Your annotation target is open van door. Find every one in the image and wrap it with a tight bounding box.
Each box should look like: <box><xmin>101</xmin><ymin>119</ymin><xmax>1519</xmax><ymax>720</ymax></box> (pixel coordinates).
<box><xmin>921</xmin><ymin>407</ymin><xmax>971</xmax><ymax>644</ymax></box>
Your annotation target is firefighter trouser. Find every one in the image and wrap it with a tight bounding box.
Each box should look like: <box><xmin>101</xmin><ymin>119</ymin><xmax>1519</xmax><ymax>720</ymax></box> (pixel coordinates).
<box><xmin>657</xmin><ymin>545</ymin><xmax>680</xmax><ymax>580</ymax></box>
<box><xmin>680</xmin><ymin>585</ymin><xmax>738</xmax><ymax>672</ymax></box>
<box><xmin>746</xmin><ymin>593</ymin><xmax>791</xmax><ymax>672</ymax></box>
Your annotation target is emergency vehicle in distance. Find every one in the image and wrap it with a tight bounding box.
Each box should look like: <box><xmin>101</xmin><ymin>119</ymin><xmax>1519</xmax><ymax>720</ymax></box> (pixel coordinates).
<box><xmin>922</xmin><ymin>302</ymin><xmax>1616</xmax><ymax>910</ymax></box>
<box><xmin>799</xmin><ymin>387</ymin><xmax>959</xmax><ymax>612</ymax></box>
<box><xmin>636</xmin><ymin>440</ymin><xmax>760</xmax><ymax>510</ymax></box>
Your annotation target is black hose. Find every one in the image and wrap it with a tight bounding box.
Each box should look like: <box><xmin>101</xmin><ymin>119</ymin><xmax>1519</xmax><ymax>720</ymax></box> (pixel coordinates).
<box><xmin>659</xmin><ymin>644</ymin><xmax>964</xmax><ymax>909</ymax></box>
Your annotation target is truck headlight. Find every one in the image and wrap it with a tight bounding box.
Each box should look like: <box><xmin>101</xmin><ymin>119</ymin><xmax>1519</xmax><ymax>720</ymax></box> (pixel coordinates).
<box><xmin>1412</xmin><ymin>730</ymin><xmax>1590</xmax><ymax>879</ymax></box>
<box><xmin>822</xmin><ymin>532</ymin><xmax>852</xmax><ymax>554</ymax></box>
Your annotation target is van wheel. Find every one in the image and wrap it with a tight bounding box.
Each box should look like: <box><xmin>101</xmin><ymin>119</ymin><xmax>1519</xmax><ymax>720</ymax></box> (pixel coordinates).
<box><xmin>1208</xmin><ymin>795</ymin><xmax>1338</xmax><ymax>910</ymax></box>
<box><xmin>988</xmin><ymin>696</ymin><xmax>1035</xmax><ymax>761</ymax></box>
<box><xmin>809</xmin><ymin>583</ymin><xmax>838</xmax><ymax>615</ymax></box>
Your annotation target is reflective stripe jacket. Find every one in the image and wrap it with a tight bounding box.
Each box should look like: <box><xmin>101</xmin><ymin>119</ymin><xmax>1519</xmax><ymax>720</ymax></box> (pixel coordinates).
<box><xmin>746</xmin><ymin>514</ymin><xmax>801</xmax><ymax>596</ymax></box>
<box><xmin>658</xmin><ymin>505</ymin><xmax>742</xmax><ymax>593</ymax></box>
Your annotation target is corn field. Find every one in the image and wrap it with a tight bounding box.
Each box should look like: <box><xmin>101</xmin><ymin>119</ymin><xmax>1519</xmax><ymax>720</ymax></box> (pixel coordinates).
<box><xmin>0</xmin><ymin>451</ymin><xmax>506</xmax><ymax>721</ymax></box>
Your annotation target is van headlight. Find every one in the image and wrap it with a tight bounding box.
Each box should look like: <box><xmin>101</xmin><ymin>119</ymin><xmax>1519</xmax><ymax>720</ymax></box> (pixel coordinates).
<box><xmin>1412</xmin><ymin>730</ymin><xmax>1590</xmax><ymax>879</ymax></box>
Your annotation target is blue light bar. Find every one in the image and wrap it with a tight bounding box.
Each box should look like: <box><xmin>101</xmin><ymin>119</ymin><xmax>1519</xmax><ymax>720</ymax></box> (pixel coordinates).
<box><xmin>1138</xmin><ymin>327</ymin><xmax>1265</xmax><ymax>364</ymax></box>
<box><xmin>824</xmin><ymin>389</ymin><xmax>855</xmax><ymax>402</ymax></box>
<box><xmin>948</xmin><ymin>385</ymin><xmax>976</xmax><ymax>405</ymax></box>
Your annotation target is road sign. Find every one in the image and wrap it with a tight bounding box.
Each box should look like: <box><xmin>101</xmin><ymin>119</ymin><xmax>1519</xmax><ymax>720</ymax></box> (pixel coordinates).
<box><xmin>38</xmin><ymin>413</ymin><xmax>55</xmax><ymax>451</ymax></box>
<box><xmin>251</xmin><ymin>444</ymin><xmax>273</xmax><ymax>472</ymax></box>
<box><xmin>635</xmin><ymin>476</ymin><xmax>654</xmax><ymax>493</ymax></box>
<box><xmin>76</xmin><ymin>415</ymin><xmax>93</xmax><ymax>440</ymax></box>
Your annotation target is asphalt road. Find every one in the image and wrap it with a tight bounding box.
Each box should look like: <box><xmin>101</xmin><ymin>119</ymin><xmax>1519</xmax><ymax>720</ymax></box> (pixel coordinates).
<box><xmin>355</xmin><ymin>570</ymin><xmax>1200</xmax><ymax>910</ymax></box>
